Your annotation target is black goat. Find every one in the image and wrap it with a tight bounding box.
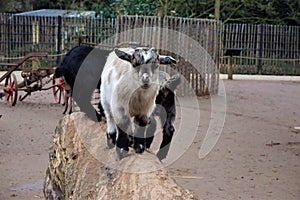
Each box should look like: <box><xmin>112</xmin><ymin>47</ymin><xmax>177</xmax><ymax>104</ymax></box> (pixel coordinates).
<box><xmin>143</xmin><ymin>72</ymin><xmax>180</xmax><ymax>160</ymax></box>
<box><xmin>55</xmin><ymin>45</ymin><xmax>108</xmax><ymax>122</ymax></box>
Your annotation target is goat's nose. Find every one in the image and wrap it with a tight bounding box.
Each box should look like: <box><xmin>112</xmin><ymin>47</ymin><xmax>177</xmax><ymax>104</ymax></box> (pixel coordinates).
<box><xmin>142</xmin><ymin>73</ymin><xmax>150</xmax><ymax>84</ymax></box>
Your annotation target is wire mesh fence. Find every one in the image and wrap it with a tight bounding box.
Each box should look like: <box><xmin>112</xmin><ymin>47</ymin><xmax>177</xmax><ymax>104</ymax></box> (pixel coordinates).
<box><xmin>221</xmin><ymin>23</ymin><xmax>300</xmax><ymax>75</ymax></box>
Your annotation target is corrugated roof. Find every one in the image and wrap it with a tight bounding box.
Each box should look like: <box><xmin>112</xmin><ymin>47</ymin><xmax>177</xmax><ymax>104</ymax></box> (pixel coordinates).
<box><xmin>15</xmin><ymin>9</ymin><xmax>96</xmax><ymax>18</ymax></box>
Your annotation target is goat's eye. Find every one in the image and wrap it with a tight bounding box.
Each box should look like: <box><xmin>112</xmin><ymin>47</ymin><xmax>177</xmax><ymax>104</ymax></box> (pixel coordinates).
<box><xmin>150</xmin><ymin>48</ymin><xmax>157</xmax><ymax>53</ymax></box>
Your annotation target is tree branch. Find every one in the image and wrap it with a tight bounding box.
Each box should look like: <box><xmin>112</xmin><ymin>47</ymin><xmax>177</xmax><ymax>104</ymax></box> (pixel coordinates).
<box><xmin>223</xmin><ymin>3</ymin><xmax>244</xmax><ymax>23</ymax></box>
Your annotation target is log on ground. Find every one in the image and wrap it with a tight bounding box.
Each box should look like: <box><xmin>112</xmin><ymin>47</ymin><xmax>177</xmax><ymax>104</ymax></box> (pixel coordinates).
<box><xmin>43</xmin><ymin>112</ymin><xmax>198</xmax><ymax>200</ymax></box>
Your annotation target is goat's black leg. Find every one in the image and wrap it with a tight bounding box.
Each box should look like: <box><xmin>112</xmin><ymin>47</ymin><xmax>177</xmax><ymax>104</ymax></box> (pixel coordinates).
<box><xmin>98</xmin><ymin>101</ymin><xmax>106</xmax><ymax>118</ymax></box>
<box><xmin>116</xmin><ymin>130</ymin><xmax>129</xmax><ymax>159</ymax></box>
<box><xmin>104</xmin><ymin>108</ymin><xmax>116</xmax><ymax>149</ymax></box>
<box><xmin>128</xmin><ymin>134</ymin><xmax>134</xmax><ymax>147</ymax></box>
<box><xmin>0</xmin><ymin>91</ymin><xmax>4</xmax><ymax>99</ymax></box>
<box><xmin>116</xmin><ymin>117</ymin><xmax>131</xmax><ymax>159</ymax></box>
<box><xmin>133</xmin><ymin>115</ymin><xmax>150</xmax><ymax>154</ymax></box>
<box><xmin>63</xmin><ymin>89</ymin><xmax>71</xmax><ymax>114</ymax></box>
<box><xmin>145</xmin><ymin>116</ymin><xmax>156</xmax><ymax>149</ymax></box>
<box><xmin>157</xmin><ymin>125</ymin><xmax>175</xmax><ymax>160</ymax></box>
<box><xmin>68</xmin><ymin>96</ymin><xmax>73</xmax><ymax>114</ymax></box>
<box><xmin>62</xmin><ymin>97</ymin><xmax>68</xmax><ymax>114</ymax></box>
<box><xmin>133</xmin><ymin>126</ymin><xmax>146</xmax><ymax>154</ymax></box>
<box><xmin>106</xmin><ymin>131</ymin><xmax>116</xmax><ymax>149</ymax></box>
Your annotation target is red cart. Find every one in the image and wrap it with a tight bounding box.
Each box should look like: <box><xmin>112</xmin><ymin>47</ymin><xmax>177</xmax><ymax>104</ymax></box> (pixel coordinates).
<box><xmin>0</xmin><ymin>52</ymin><xmax>65</xmax><ymax>106</ymax></box>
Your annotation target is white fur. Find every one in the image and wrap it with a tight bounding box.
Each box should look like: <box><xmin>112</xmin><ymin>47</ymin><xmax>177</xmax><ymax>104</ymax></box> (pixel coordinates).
<box><xmin>100</xmin><ymin>48</ymin><xmax>160</xmax><ymax>134</ymax></box>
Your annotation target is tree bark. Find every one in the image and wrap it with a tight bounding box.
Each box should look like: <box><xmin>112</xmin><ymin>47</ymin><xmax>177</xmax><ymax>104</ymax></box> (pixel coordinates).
<box><xmin>43</xmin><ymin>112</ymin><xmax>198</xmax><ymax>200</ymax></box>
<box><xmin>214</xmin><ymin>0</ymin><xmax>220</xmax><ymax>20</ymax></box>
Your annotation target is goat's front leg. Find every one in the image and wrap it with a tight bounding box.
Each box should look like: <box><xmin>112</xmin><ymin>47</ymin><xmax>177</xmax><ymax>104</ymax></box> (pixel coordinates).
<box><xmin>68</xmin><ymin>95</ymin><xmax>73</xmax><ymax>114</ymax></box>
<box><xmin>145</xmin><ymin>115</ymin><xmax>157</xmax><ymax>149</ymax></box>
<box><xmin>63</xmin><ymin>89</ymin><xmax>72</xmax><ymax>115</ymax></box>
<box><xmin>62</xmin><ymin>94</ymin><xmax>69</xmax><ymax>115</ymax></box>
<box><xmin>101</xmin><ymin>101</ymin><xmax>117</xmax><ymax>149</ymax></box>
<box><xmin>133</xmin><ymin>115</ymin><xmax>150</xmax><ymax>154</ymax></box>
<box><xmin>62</xmin><ymin>82</ymin><xmax>72</xmax><ymax>114</ymax></box>
<box><xmin>157</xmin><ymin>126</ymin><xmax>174</xmax><ymax>160</ymax></box>
<box><xmin>116</xmin><ymin>116</ymin><xmax>131</xmax><ymax>159</ymax></box>
<box><xmin>105</xmin><ymin>112</ymin><xmax>117</xmax><ymax>149</ymax></box>
<box><xmin>157</xmin><ymin>107</ymin><xmax>176</xmax><ymax>160</ymax></box>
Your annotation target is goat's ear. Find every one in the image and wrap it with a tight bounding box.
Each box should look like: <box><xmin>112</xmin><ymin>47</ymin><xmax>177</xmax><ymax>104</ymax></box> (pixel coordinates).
<box><xmin>165</xmin><ymin>74</ymin><xmax>181</xmax><ymax>91</ymax></box>
<box><xmin>115</xmin><ymin>49</ymin><xmax>132</xmax><ymax>62</ymax></box>
<box><xmin>159</xmin><ymin>55</ymin><xmax>177</xmax><ymax>65</ymax></box>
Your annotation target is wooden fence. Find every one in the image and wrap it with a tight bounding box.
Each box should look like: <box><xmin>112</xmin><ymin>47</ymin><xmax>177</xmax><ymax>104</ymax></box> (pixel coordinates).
<box><xmin>2</xmin><ymin>13</ymin><xmax>299</xmax><ymax>94</ymax></box>
<box><xmin>115</xmin><ymin>16</ymin><xmax>222</xmax><ymax>95</ymax></box>
<box><xmin>0</xmin><ymin>14</ymin><xmax>58</xmax><ymax>68</ymax></box>
<box><xmin>0</xmin><ymin>13</ymin><xmax>221</xmax><ymax>96</ymax></box>
<box><xmin>0</xmin><ymin>13</ymin><xmax>116</xmax><ymax>69</ymax></box>
<box><xmin>222</xmin><ymin>23</ymin><xmax>300</xmax><ymax>75</ymax></box>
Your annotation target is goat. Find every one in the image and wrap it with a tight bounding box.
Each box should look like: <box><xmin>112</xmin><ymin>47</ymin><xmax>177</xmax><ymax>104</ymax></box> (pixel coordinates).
<box><xmin>101</xmin><ymin>47</ymin><xmax>176</xmax><ymax>159</ymax></box>
<box><xmin>145</xmin><ymin>72</ymin><xmax>181</xmax><ymax>160</ymax></box>
<box><xmin>55</xmin><ymin>45</ymin><xmax>109</xmax><ymax>121</ymax></box>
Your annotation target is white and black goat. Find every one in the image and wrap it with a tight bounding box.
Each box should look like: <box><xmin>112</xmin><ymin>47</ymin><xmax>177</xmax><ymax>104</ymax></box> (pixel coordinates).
<box><xmin>55</xmin><ymin>45</ymin><xmax>108</xmax><ymax>121</ymax></box>
<box><xmin>101</xmin><ymin>47</ymin><xmax>176</xmax><ymax>159</ymax></box>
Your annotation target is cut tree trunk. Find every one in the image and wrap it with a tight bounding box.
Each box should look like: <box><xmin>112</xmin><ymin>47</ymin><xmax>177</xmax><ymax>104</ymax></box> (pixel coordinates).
<box><xmin>43</xmin><ymin>112</ymin><xmax>198</xmax><ymax>200</ymax></box>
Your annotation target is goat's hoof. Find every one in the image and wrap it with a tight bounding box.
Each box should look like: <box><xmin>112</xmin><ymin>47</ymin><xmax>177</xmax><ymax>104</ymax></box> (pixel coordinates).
<box><xmin>128</xmin><ymin>135</ymin><xmax>134</xmax><ymax>147</ymax></box>
<box><xmin>0</xmin><ymin>92</ymin><xmax>4</xmax><ymax>99</ymax></box>
<box><xmin>106</xmin><ymin>132</ymin><xmax>116</xmax><ymax>149</ymax></box>
<box><xmin>116</xmin><ymin>147</ymin><xmax>128</xmax><ymax>159</ymax></box>
<box><xmin>169</xmin><ymin>125</ymin><xmax>175</xmax><ymax>133</ymax></box>
<box><xmin>134</xmin><ymin>144</ymin><xmax>145</xmax><ymax>154</ymax></box>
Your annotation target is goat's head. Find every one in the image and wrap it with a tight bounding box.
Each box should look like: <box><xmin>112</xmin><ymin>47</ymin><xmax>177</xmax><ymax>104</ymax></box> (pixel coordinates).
<box><xmin>115</xmin><ymin>47</ymin><xmax>177</xmax><ymax>89</ymax></box>
<box><xmin>160</xmin><ymin>73</ymin><xmax>181</xmax><ymax>100</ymax></box>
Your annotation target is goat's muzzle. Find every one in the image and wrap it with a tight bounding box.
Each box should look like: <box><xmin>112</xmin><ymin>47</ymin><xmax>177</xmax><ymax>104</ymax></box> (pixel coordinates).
<box><xmin>141</xmin><ymin>73</ymin><xmax>150</xmax><ymax>89</ymax></box>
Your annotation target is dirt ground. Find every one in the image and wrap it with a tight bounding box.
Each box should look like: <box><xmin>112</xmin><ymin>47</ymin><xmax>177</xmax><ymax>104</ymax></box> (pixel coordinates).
<box><xmin>0</xmin><ymin>79</ymin><xmax>299</xmax><ymax>200</ymax></box>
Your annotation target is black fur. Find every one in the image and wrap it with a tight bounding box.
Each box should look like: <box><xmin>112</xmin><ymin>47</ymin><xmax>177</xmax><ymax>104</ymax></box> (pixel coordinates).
<box><xmin>148</xmin><ymin>74</ymin><xmax>180</xmax><ymax>160</ymax></box>
<box><xmin>55</xmin><ymin>45</ymin><xmax>109</xmax><ymax>122</ymax></box>
<box><xmin>131</xmin><ymin>74</ymin><xmax>180</xmax><ymax>160</ymax></box>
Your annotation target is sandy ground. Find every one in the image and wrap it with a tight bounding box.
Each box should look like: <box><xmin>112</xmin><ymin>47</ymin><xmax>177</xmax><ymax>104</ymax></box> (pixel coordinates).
<box><xmin>0</xmin><ymin>78</ymin><xmax>300</xmax><ymax>200</ymax></box>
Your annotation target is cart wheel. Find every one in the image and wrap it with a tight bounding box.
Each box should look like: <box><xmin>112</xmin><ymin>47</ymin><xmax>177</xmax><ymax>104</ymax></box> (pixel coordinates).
<box><xmin>52</xmin><ymin>77</ymin><xmax>65</xmax><ymax>104</ymax></box>
<box><xmin>4</xmin><ymin>73</ymin><xmax>18</xmax><ymax>106</ymax></box>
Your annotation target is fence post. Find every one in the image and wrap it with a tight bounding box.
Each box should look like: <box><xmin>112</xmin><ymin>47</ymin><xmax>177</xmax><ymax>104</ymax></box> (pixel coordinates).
<box><xmin>7</xmin><ymin>15</ymin><xmax>12</xmax><ymax>60</ymax></box>
<box><xmin>57</xmin><ymin>16</ymin><xmax>62</xmax><ymax>66</ymax></box>
<box><xmin>227</xmin><ymin>56</ymin><xmax>233</xmax><ymax>79</ymax></box>
<box><xmin>257</xmin><ymin>24</ymin><xmax>264</xmax><ymax>74</ymax></box>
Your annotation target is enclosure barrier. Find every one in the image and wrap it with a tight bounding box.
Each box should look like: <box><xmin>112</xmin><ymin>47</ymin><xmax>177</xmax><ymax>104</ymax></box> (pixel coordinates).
<box><xmin>222</xmin><ymin>23</ymin><xmax>300</xmax><ymax>75</ymax></box>
<box><xmin>3</xmin><ymin>13</ymin><xmax>299</xmax><ymax>93</ymax></box>
<box><xmin>0</xmin><ymin>13</ymin><xmax>222</xmax><ymax>96</ymax></box>
<box><xmin>115</xmin><ymin>15</ymin><xmax>221</xmax><ymax>95</ymax></box>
